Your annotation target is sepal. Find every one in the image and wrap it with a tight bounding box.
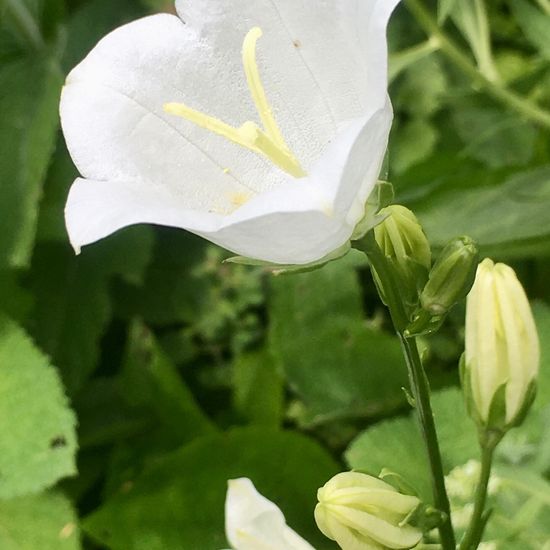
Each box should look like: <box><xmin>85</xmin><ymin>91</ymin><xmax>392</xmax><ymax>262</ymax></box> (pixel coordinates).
<box><xmin>404</xmin><ymin>503</ymin><xmax>446</xmax><ymax>533</ymax></box>
<box><xmin>224</xmin><ymin>241</ymin><xmax>352</xmax><ymax>275</ymax></box>
<box><xmin>379</xmin><ymin>468</ymin><xmax>420</xmax><ymax>497</ymax></box>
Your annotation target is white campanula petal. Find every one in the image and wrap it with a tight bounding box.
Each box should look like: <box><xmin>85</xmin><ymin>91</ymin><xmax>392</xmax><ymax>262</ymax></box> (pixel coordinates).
<box><xmin>62</xmin><ymin>1</ymin><xmax>401</xmax><ymax>264</ymax></box>
<box><xmin>225</xmin><ymin>478</ymin><xmax>315</xmax><ymax>550</ymax></box>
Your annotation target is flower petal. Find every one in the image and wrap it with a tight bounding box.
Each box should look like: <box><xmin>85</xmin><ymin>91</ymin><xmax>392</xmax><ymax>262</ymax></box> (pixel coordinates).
<box><xmin>65</xmin><ymin>108</ymin><xmax>386</xmax><ymax>263</ymax></box>
<box><xmin>60</xmin><ymin>14</ymin><xmax>288</xmax><ymax>215</ymax></box>
<box><xmin>176</xmin><ymin>0</ymin><xmax>401</xmax><ymax>163</ymax></box>
<box><xmin>225</xmin><ymin>478</ymin><xmax>314</xmax><ymax>550</ymax></box>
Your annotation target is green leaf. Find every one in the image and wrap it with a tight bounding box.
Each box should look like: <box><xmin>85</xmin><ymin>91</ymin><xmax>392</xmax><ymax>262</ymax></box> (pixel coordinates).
<box><xmin>510</xmin><ymin>0</ymin><xmax>550</xmax><ymax>60</ymax></box>
<box><xmin>269</xmin><ymin>253</ymin><xmax>408</xmax><ymax>425</ymax></box>
<box><xmin>391</xmin><ymin>118</ymin><xmax>439</xmax><ymax>174</ymax></box>
<box><xmin>28</xmin><ymin>229</ymin><xmax>154</xmax><ymax>394</ymax></box>
<box><xmin>0</xmin><ymin>270</ymin><xmax>33</xmax><ymax>323</ymax></box>
<box><xmin>346</xmin><ymin>388</ymin><xmax>478</xmax><ymax>503</ymax></box>
<box><xmin>414</xmin><ymin>166</ymin><xmax>550</xmax><ymax>258</ymax></box>
<box><xmin>532</xmin><ymin>301</ymin><xmax>550</xmax><ymax>408</ymax></box>
<box><xmin>0</xmin><ymin>313</ymin><xmax>77</xmax><ymax>498</ymax></box>
<box><xmin>0</xmin><ymin>491</ymin><xmax>81</xmax><ymax>550</ymax></box>
<box><xmin>114</xmin><ymin>231</ymin><xmax>208</xmax><ymax>325</ymax></box>
<box><xmin>83</xmin><ymin>429</ymin><xmax>339</xmax><ymax>550</ymax></box>
<box><xmin>120</xmin><ymin>319</ymin><xmax>215</xmax><ymax>443</ymax></box>
<box><xmin>438</xmin><ymin>0</ymin><xmax>459</xmax><ymax>23</ymax></box>
<box><xmin>233</xmin><ymin>348</ymin><xmax>284</xmax><ymax>427</ymax></box>
<box><xmin>453</xmin><ymin>107</ymin><xmax>537</xmax><ymax>168</ymax></box>
<box><xmin>0</xmin><ymin>54</ymin><xmax>63</xmax><ymax>268</ymax></box>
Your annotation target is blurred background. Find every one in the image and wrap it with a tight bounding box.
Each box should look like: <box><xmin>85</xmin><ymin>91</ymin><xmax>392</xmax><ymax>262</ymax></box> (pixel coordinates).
<box><xmin>0</xmin><ymin>0</ymin><xmax>550</xmax><ymax>548</ymax></box>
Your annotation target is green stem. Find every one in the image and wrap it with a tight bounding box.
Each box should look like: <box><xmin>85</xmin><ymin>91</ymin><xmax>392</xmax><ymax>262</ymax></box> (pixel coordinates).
<box><xmin>458</xmin><ymin>438</ymin><xmax>497</xmax><ymax>550</ymax></box>
<box><xmin>405</xmin><ymin>0</ymin><xmax>550</xmax><ymax>130</ymax></box>
<box><xmin>360</xmin><ymin>233</ymin><xmax>456</xmax><ymax>550</ymax></box>
<box><xmin>3</xmin><ymin>0</ymin><xmax>45</xmax><ymax>51</ymax></box>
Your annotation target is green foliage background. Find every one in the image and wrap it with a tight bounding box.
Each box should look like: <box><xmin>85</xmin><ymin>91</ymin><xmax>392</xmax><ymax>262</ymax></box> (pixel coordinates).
<box><xmin>0</xmin><ymin>0</ymin><xmax>550</xmax><ymax>548</ymax></box>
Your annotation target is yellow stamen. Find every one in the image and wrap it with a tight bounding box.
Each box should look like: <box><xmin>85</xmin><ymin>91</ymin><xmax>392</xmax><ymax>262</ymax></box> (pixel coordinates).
<box><xmin>163</xmin><ymin>27</ymin><xmax>306</xmax><ymax>178</ymax></box>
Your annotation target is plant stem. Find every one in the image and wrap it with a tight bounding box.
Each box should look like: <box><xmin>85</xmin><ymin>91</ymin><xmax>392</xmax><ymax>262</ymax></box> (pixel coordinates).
<box><xmin>405</xmin><ymin>0</ymin><xmax>550</xmax><ymax>130</ymax></box>
<box><xmin>3</xmin><ymin>0</ymin><xmax>45</xmax><ymax>51</ymax></box>
<box><xmin>360</xmin><ymin>233</ymin><xmax>456</xmax><ymax>550</ymax></box>
<box><xmin>458</xmin><ymin>438</ymin><xmax>497</xmax><ymax>550</ymax></box>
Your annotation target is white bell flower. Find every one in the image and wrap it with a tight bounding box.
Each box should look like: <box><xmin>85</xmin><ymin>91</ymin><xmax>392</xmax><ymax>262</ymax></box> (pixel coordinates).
<box><xmin>224</xmin><ymin>478</ymin><xmax>315</xmax><ymax>550</ymax></box>
<box><xmin>61</xmin><ymin>0</ymin><xmax>400</xmax><ymax>264</ymax></box>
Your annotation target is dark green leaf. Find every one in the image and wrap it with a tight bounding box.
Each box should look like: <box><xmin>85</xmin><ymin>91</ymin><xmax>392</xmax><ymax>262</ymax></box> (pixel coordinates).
<box><xmin>84</xmin><ymin>429</ymin><xmax>339</xmax><ymax>550</ymax></box>
<box><xmin>269</xmin><ymin>254</ymin><xmax>408</xmax><ymax>425</ymax></box>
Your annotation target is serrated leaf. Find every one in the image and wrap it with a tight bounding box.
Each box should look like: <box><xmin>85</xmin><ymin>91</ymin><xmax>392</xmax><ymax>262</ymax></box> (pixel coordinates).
<box><xmin>0</xmin><ymin>313</ymin><xmax>77</xmax><ymax>498</ymax></box>
<box><xmin>84</xmin><ymin>429</ymin><xmax>339</xmax><ymax>550</ymax></box>
<box><xmin>346</xmin><ymin>388</ymin><xmax>478</xmax><ymax>503</ymax></box>
<box><xmin>0</xmin><ymin>491</ymin><xmax>81</xmax><ymax>550</ymax></box>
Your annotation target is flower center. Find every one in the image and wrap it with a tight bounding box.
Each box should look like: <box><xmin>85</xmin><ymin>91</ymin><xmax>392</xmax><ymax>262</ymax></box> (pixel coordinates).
<box><xmin>164</xmin><ymin>27</ymin><xmax>306</xmax><ymax>178</ymax></box>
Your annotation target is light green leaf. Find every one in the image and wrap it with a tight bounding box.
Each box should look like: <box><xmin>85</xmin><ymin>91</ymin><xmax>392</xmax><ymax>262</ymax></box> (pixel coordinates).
<box><xmin>269</xmin><ymin>253</ymin><xmax>408</xmax><ymax>425</ymax></box>
<box><xmin>0</xmin><ymin>491</ymin><xmax>81</xmax><ymax>550</ymax></box>
<box><xmin>392</xmin><ymin>118</ymin><xmax>439</xmax><ymax>174</ymax></box>
<box><xmin>438</xmin><ymin>0</ymin><xmax>459</xmax><ymax>23</ymax></box>
<box><xmin>346</xmin><ymin>388</ymin><xmax>478</xmax><ymax>503</ymax></box>
<box><xmin>84</xmin><ymin>429</ymin><xmax>339</xmax><ymax>550</ymax></box>
<box><xmin>0</xmin><ymin>313</ymin><xmax>77</xmax><ymax>498</ymax></box>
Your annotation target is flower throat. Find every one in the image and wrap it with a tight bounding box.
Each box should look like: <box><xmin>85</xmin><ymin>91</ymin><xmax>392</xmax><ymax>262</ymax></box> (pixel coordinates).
<box><xmin>164</xmin><ymin>27</ymin><xmax>306</xmax><ymax>178</ymax></box>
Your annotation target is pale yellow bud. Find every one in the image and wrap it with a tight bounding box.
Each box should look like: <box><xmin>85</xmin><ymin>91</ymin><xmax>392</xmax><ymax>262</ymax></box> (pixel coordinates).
<box><xmin>314</xmin><ymin>472</ymin><xmax>422</xmax><ymax>550</ymax></box>
<box><xmin>464</xmin><ymin>259</ymin><xmax>539</xmax><ymax>426</ymax></box>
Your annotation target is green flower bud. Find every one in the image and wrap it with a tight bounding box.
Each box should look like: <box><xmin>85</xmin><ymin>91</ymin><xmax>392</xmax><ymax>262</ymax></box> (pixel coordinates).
<box><xmin>315</xmin><ymin>472</ymin><xmax>423</xmax><ymax>550</ymax></box>
<box><xmin>374</xmin><ymin>205</ymin><xmax>431</xmax><ymax>274</ymax></box>
<box><xmin>463</xmin><ymin>259</ymin><xmax>539</xmax><ymax>430</ymax></box>
<box><xmin>373</xmin><ymin>205</ymin><xmax>431</xmax><ymax>311</ymax></box>
<box><xmin>420</xmin><ymin>236</ymin><xmax>479</xmax><ymax>315</ymax></box>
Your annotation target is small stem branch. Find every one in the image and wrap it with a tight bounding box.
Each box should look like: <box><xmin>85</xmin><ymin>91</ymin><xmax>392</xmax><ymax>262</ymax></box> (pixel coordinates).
<box><xmin>360</xmin><ymin>233</ymin><xmax>456</xmax><ymax>550</ymax></box>
<box><xmin>405</xmin><ymin>0</ymin><xmax>550</xmax><ymax>130</ymax></box>
<box><xmin>459</xmin><ymin>439</ymin><xmax>497</xmax><ymax>550</ymax></box>
<box><xmin>3</xmin><ymin>0</ymin><xmax>45</xmax><ymax>51</ymax></box>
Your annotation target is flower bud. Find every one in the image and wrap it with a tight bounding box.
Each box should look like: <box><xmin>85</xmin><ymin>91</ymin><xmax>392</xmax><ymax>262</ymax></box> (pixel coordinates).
<box><xmin>315</xmin><ymin>472</ymin><xmax>423</xmax><ymax>549</ymax></box>
<box><xmin>374</xmin><ymin>205</ymin><xmax>431</xmax><ymax>274</ymax></box>
<box><xmin>463</xmin><ymin>259</ymin><xmax>539</xmax><ymax>429</ymax></box>
<box><xmin>373</xmin><ymin>205</ymin><xmax>431</xmax><ymax>311</ymax></box>
<box><xmin>420</xmin><ymin>236</ymin><xmax>479</xmax><ymax>315</ymax></box>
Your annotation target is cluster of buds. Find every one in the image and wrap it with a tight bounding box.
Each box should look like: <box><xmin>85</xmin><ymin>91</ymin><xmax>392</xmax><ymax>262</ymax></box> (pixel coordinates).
<box><xmin>373</xmin><ymin>205</ymin><xmax>539</xmax><ymax>434</ymax></box>
<box><xmin>372</xmin><ymin>204</ymin><xmax>479</xmax><ymax>334</ymax></box>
